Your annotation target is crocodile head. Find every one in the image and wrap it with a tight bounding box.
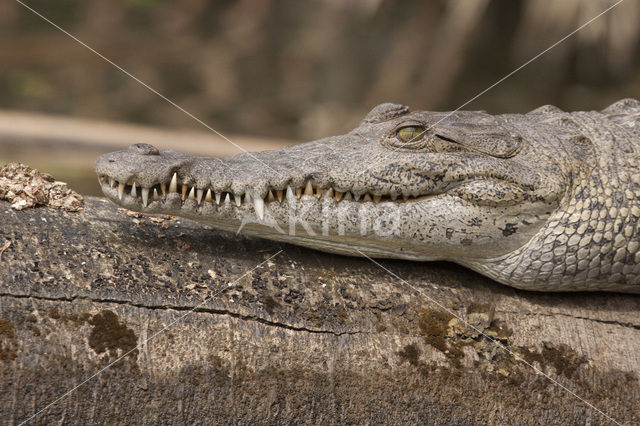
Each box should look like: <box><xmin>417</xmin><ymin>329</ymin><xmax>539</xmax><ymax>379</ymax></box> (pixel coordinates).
<box><xmin>96</xmin><ymin>103</ymin><xmax>567</xmax><ymax>266</ymax></box>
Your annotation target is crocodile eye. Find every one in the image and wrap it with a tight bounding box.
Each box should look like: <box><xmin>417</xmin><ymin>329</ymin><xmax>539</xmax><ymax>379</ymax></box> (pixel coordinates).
<box><xmin>395</xmin><ymin>126</ymin><xmax>426</xmax><ymax>143</ymax></box>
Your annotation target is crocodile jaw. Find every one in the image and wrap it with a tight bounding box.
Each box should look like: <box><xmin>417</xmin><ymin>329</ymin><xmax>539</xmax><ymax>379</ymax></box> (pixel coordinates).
<box><xmin>97</xmin><ymin>174</ymin><xmax>436</xmax><ymax>259</ymax></box>
<box><xmin>98</xmin><ymin>174</ymin><xmax>556</xmax><ymax>260</ymax></box>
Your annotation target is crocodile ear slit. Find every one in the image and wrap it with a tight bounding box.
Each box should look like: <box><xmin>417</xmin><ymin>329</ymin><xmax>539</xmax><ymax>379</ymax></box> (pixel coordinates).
<box><xmin>433</xmin><ymin>122</ymin><xmax>522</xmax><ymax>159</ymax></box>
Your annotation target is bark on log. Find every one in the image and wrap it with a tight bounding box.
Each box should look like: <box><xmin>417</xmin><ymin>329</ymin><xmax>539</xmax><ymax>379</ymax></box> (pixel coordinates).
<box><xmin>1</xmin><ymin>196</ymin><xmax>639</xmax><ymax>424</ymax></box>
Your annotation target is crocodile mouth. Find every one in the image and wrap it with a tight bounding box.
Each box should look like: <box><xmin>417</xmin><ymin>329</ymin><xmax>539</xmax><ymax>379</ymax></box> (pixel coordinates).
<box><xmin>97</xmin><ymin>172</ymin><xmax>441</xmax><ymax>219</ymax></box>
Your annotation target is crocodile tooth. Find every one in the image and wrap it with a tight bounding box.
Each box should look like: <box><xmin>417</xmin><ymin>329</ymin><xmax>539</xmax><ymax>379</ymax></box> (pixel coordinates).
<box><xmin>390</xmin><ymin>194</ymin><xmax>398</xmax><ymax>201</ymax></box>
<box><xmin>234</xmin><ymin>194</ymin><xmax>241</xmax><ymax>207</ymax></box>
<box><xmin>344</xmin><ymin>191</ymin><xmax>353</xmax><ymax>201</ymax></box>
<box><xmin>141</xmin><ymin>187</ymin><xmax>149</xmax><ymax>207</ymax></box>
<box><xmin>287</xmin><ymin>186</ymin><xmax>295</xmax><ymax>200</ymax></box>
<box><xmin>205</xmin><ymin>189</ymin><xmax>213</xmax><ymax>203</ymax></box>
<box><xmin>245</xmin><ymin>192</ymin><xmax>252</xmax><ymax>203</ymax></box>
<box><xmin>109</xmin><ymin>177</ymin><xmax>115</xmax><ymax>188</ymax></box>
<box><xmin>363</xmin><ymin>193</ymin><xmax>372</xmax><ymax>202</ymax></box>
<box><xmin>215</xmin><ymin>192</ymin><xmax>221</xmax><ymax>205</ymax></box>
<box><xmin>160</xmin><ymin>183</ymin><xmax>167</xmax><ymax>197</ymax></box>
<box><xmin>276</xmin><ymin>189</ymin><xmax>283</xmax><ymax>202</ymax></box>
<box><xmin>304</xmin><ymin>180</ymin><xmax>314</xmax><ymax>196</ymax></box>
<box><xmin>325</xmin><ymin>188</ymin><xmax>334</xmax><ymax>198</ymax></box>
<box><xmin>118</xmin><ymin>182</ymin><xmax>125</xmax><ymax>200</ymax></box>
<box><xmin>197</xmin><ymin>188</ymin><xmax>204</xmax><ymax>204</ymax></box>
<box><xmin>353</xmin><ymin>193</ymin><xmax>361</xmax><ymax>201</ymax></box>
<box><xmin>181</xmin><ymin>184</ymin><xmax>188</xmax><ymax>200</ymax></box>
<box><xmin>295</xmin><ymin>187</ymin><xmax>302</xmax><ymax>198</ymax></box>
<box><xmin>402</xmin><ymin>194</ymin><xmax>409</xmax><ymax>201</ymax></box>
<box><xmin>224</xmin><ymin>193</ymin><xmax>230</xmax><ymax>204</ymax></box>
<box><xmin>315</xmin><ymin>186</ymin><xmax>322</xmax><ymax>198</ymax></box>
<box><xmin>131</xmin><ymin>182</ymin><xmax>137</xmax><ymax>198</ymax></box>
<box><xmin>188</xmin><ymin>187</ymin><xmax>196</xmax><ymax>200</ymax></box>
<box><xmin>169</xmin><ymin>173</ymin><xmax>178</xmax><ymax>193</ymax></box>
<box><xmin>334</xmin><ymin>191</ymin><xmax>344</xmax><ymax>201</ymax></box>
<box><xmin>373</xmin><ymin>195</ymin><xmax>381</xmax><ymax>203</ymax></box>
<box><xmin>153</xmin><ymin>188</ymin><xmax>160</xmax><ymax>201</ymax></box>
<box><xmin>254</xmin><ymin>197</ymin><xmax>264</xmax><ymax>220</ymax></box>
<box><xmin>267</xmin><ymin>190</ymin><xmax>275</xmax><ymax>203</ymax></box>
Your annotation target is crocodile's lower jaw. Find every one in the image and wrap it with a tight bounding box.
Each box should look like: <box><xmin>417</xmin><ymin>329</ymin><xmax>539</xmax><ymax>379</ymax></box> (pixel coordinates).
<box><xmin>98</xmin><ymin>174</ymin><xmax>456</xmax><ymax>259</ymax></box>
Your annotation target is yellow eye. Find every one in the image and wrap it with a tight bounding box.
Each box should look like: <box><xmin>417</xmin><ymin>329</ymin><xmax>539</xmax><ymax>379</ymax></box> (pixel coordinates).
<box><xmin>396</xmin><ymin>125</ymin><xmax>426</xmax><ymax>143</ymax></box>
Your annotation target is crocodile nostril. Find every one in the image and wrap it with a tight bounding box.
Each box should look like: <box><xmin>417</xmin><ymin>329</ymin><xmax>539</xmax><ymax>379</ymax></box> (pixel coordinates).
<box><xmin>128</xmin><ymin>143</ymin><xmax>160</xmax><ymax>155</ymax></box>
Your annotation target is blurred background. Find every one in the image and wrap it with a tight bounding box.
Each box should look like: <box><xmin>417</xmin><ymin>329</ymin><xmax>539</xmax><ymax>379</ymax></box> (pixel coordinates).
<box><xmin>1</xmin><ymin>0</ymin><xmax>639</xmax><ymax>195</ymax></box>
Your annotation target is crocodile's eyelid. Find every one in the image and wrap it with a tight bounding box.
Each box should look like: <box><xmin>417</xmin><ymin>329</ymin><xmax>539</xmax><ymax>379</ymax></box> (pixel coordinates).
<box><xmin>391</xmin><ymin>120</ymin><xmax>426</xmax><ymax>132</ymax></box>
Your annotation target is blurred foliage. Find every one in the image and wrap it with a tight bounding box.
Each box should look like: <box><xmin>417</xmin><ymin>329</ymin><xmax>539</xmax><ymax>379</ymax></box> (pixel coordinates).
<box><xmin>1</xmin><ymin>0</ymin><xmax>639</xmax><ymax>140</ymax></box>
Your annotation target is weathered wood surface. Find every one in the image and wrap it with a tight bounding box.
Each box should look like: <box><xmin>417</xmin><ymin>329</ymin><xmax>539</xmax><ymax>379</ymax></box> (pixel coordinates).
<box><xmin>1</xmin><ymin>197</ymin><xmax>639</xmax><ymax>425</ymax></box>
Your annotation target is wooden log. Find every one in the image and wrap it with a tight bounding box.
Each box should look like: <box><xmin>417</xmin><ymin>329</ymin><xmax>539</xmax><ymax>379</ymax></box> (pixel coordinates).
<box><xmin>1</xmin><ymin>196</ymin><xmax>639</xmax><ymax>424</ymax></box>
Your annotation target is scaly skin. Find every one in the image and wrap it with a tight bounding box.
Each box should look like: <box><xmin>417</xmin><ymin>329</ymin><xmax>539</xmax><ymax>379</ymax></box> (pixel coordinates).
<box><xmin>95</xmin><ymin>99</ymin><xmax>640</xmax><ymax>293</ymax></box>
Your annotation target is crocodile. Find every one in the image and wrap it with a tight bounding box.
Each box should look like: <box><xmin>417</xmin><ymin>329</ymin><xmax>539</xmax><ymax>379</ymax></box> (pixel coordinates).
<box><xmin>95</xmin><ymin>99</ymin><xmax>640</xmax><ymax>293</ymax></box>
